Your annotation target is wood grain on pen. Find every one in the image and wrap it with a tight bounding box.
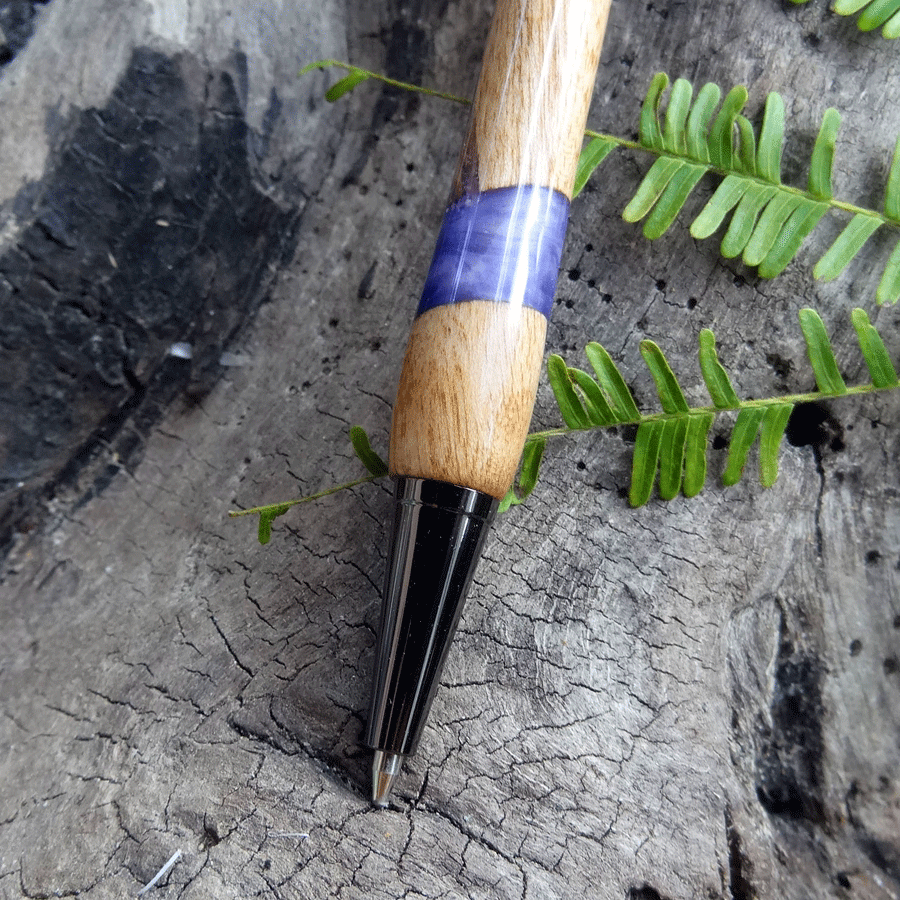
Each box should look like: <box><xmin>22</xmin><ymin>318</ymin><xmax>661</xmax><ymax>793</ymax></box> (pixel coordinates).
<box><xmin>467</xmin><ymin>0</ymin><xmax>610</xmax><ymax>195</ymax></box>
<box><xmin>391</xmin><ymin>302</ymin><xmax>546</xmax><ymax>499</ymax></box>
<box><xmin>390</xmin><ymin>0</ymin><xmax>610</xmax><ymax>499</ymax></box>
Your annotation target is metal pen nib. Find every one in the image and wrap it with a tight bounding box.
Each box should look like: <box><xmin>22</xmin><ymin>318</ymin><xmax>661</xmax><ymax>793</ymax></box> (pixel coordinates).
<box><xmin>365</xmin><ymin>477</ymin><xmax>497</xmax><ymax>807</ymax></box>
<box><xmin>371</xmin><ymin>750</ymin><xmax>404</xmax><ymax>807</ymax></box>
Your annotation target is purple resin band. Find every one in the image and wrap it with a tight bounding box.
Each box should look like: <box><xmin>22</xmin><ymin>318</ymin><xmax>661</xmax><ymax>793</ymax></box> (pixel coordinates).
<box><xmin>416</xmin><ymin>185</ymin><xmax>570</xmax><ymax>320</ymax></box>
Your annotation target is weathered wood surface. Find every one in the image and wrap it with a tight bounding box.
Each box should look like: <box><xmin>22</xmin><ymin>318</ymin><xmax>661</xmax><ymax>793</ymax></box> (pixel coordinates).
<box><xmin>1</xmin><ymin>1</ymin><xmax>899</xmax><ymax>898</ymax></box>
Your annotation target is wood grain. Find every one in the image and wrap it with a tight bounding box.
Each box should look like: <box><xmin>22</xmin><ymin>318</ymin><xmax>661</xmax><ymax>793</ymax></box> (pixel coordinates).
<box><xmin>390</xmin><ymin>0</ymin><xmax>609</xmax><ymax>497</ymax></box>
<box><xmin>390</xmin><ymin>301</ymin><xmax>547</xmax><ymax>498</ymax></box>
<box><xmin>463</xmin><ymin>0</ymin><xmax>611</xmax><ymax>196</ymax></box>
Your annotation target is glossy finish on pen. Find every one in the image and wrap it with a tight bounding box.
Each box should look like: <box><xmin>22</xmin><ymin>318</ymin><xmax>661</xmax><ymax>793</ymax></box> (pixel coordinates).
<box><xmin>367</xmin><ymin>477</ymin><xmax>497</xmax><ymax>805</ymax></box>
<box><xmin>366</xmin><ymin>0</ymin><xmax>611</xmax><ymax>805</ymax></box>
<box><xmin>390</xmin><ymin>0</ymin><xmax>611</xmax><ymax>498</ymax></box>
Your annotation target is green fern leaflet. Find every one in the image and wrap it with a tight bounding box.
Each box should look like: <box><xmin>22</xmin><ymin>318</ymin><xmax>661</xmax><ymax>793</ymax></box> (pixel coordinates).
<box><xmin>791</xmin><ymin>0</ymin><xmax>900</xmax><ymax>39</ymax></box>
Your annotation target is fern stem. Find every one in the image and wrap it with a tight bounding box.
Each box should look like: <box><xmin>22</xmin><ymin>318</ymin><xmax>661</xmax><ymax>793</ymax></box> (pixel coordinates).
<box><xmin>583</xmin><ymin>128</ymin><xmax>642</xmax><ymax>153</ymax></box>
<box><xmin>523</xmin><ymin>380</ymin><xmax>896</xmax><ymax>445</ymax></box>
<box><xmin>300</xmin><ymin>59</ymin><xmax>471</xmax><ymax>105</ymax></box>
<box><xmin>228</xmin><ymin>474</ymin><xmax>379</xmax><ymax>518</ymax></box>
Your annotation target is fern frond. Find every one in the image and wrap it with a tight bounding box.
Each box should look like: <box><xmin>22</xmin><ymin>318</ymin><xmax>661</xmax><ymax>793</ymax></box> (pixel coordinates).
<box><xmin>624</xmin><ymin>73</ymin><xmax>900</xmax><ymax>300</ymax></box>
<box><xmin>529</xmin><ymin>307</ymin><xmax>900</xmax><ymax>508</ymax></box>
<box><xmin>628</xmin><ymin>75</ymin><xmax>837</xmax><ymax>280</ymax></box>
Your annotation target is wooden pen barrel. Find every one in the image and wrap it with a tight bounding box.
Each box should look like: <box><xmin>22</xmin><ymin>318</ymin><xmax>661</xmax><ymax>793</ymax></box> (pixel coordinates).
<box><xmin>389</xmin><ymin>0</ymin><xmax>611</xmax><ymax>499</ymax></box>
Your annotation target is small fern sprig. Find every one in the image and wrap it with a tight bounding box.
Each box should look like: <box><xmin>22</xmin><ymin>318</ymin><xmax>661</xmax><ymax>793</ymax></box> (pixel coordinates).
<box><xmin>534</xmin><ymin>306</ymin><xmax>899</xmax><ymax>507</ymax></box>
<box><xmin>299</xmin><ymin>59</ymin><xmax>470</xmax><ymax>105</ymax></box>
<box><xmin>228</xmin><ymin>427</ymin><xmax>386</xmax><ymax>544</ymax></box>
<box><xmin>791</xmin><ymin>0</ymin><xmax>900</xmax><ymax>39</ymax></box>
<box><xmin>230</xmin><ymin>308</ymin><xmax>899</xmax><ymax>540</ymax></box>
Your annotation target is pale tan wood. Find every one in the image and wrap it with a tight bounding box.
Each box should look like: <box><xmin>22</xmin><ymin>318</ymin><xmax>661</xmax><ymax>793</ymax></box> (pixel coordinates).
<box><xmin>390</xmin><ymin>0</ymin><xmax>608</xmax><ymax>497</ymax></box>
<box><xmin>390</xmin><ymin>301</ymin><xmax>547</xmax><ymax>498</ymax></box>
<box><xmin>455</xmin><ymin>0</ymin><xmax>611</xmax><ymax>198</ymax></box>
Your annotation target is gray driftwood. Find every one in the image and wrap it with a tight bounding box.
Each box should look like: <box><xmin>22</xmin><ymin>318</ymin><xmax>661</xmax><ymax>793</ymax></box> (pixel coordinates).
<box><xmin>1</xmin><ymin>1</ymin><xmax>899</xmax><ymax>898</ymax></box>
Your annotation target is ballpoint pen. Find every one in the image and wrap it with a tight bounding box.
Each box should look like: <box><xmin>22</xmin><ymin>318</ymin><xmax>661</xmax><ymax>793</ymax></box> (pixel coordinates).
<box><xmin>365</xmin><ymin>0</ymin><xmax>612</xmax><ymax>806</ymax></box>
